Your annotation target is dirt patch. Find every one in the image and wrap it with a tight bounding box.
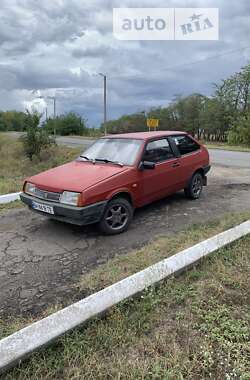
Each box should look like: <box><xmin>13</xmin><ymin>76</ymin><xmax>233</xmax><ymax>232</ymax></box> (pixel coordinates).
<box><xmin>0</xmin><ymin>166</ymin><xmax>250</xmax><ymax>317</ymax></box>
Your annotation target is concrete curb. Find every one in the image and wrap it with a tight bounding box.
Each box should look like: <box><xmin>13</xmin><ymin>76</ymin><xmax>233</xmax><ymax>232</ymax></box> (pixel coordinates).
<box><xmin>0</xmin><ymin>192</ymin><xmax>21</xmax><ymax>204</ymax></box>
<box><xmin>0</xmin><ymin>220</ymin><xmax>249</xmax><ymax>374</ymax></box>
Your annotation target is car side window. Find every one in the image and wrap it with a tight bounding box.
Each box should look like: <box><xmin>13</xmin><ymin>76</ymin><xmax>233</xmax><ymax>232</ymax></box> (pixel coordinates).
<box><xmin>172</xmin><ymin>135</ymin><xmax>200</xmax><ymax>155</ymax></box>
<box><xmin>143</xmin><ymin>139</ymin><xmax>174</xmax><ymax>163</ymax></box>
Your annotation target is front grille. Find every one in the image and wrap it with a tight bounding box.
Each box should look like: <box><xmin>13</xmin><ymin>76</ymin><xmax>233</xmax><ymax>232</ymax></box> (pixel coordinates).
<box><xmin>34</xmin><ymin>188</ymin><xmax>61</xmax><ymax>202</ymax></box>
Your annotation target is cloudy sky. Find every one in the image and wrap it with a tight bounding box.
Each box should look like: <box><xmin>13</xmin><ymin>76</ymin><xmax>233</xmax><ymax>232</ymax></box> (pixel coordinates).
<box><xmin>0</xmin><ymin>0</ymin><xmax>250</xmax><ymax>127</ymax></box>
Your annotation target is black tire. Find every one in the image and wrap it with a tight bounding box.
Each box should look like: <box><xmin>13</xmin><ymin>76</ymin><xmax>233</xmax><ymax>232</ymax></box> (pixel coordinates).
<box><xmin>184</xmin><ymin>172</ymin><xmax>203</xmax><ymax>199</ymax></box>
<box><xmin>98</xmin><ymin>197</ymin><xmax>134</xmax><ymax>235</ymax></box>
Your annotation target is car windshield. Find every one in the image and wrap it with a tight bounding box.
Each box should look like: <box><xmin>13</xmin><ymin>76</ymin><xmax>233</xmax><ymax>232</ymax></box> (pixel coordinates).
<box><xmin>79</xmin><ymin>138</ymin><xmax>143</xmax><ymax>166</ymax></box>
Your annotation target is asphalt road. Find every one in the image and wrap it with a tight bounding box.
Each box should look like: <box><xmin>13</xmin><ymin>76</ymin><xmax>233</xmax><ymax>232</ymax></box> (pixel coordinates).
<box><xmin>59</xmin><ymin>137</ymin><xmax>250</xmax><ymax>168</ymax></box>
<box><xmin>209</xmin><ymin>149</ymin><xmax>250</xmax><ymax>168</ymax></box>
<box><xmin>56</xmin><ymin>136</ymin><xmax>95</xmax><ymax>148</ymax></box>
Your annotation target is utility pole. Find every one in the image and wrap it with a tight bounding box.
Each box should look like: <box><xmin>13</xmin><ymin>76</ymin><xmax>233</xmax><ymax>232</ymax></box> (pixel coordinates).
<box><xmin>99</xmin><ymin>73</ymin><xmax>107</xmax><ymax>135</ymax></box>
<box><xmin>48</xmin><ymin>96</ymin><xmax>56</xmax><ymax>136</ymax></box>
<box><xmin>53</xmin><ymin>97</ymin><xmax>56</xmax><ymax>119</ymax></box>
<box><xmin>48</xmin><ymin>96</ymin><xmax>56</xmax><ymax>118</ymax></box>
<box><xmin>36</xmin><ymin>95</ymin><xmax>57</xmax><ymax>133</ymax></box>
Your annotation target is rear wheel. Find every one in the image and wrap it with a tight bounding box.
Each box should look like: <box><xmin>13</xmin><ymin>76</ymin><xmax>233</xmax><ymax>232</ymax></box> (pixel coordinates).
<box><xmin>98</xmin><ymin>197</ymin><xmax>133</xmax><ymax>235</ymax></box>
<box><xmin>184</xmin><ymin>172</ymin><xmax>203</xmax><ymax>199</ymax></box>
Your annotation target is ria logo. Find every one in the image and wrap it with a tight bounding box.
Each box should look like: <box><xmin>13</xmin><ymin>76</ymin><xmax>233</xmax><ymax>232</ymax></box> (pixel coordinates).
<box><xmin>175</xmin><ymin>8</ymin><xmax>219</xmax><ymax>40</ymax></box>
<box><xmin>181</xmin><ymin>13</ymin><xmax>214</xmax><ymax>35</ymax></box>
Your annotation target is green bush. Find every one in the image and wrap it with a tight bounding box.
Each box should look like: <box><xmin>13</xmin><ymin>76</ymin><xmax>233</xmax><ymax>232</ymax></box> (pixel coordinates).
<box><xmin>44</xmin><ymin>112</ymin><xmax>87</xmax><ymax>136</ymax></box>
<box><xmin>0</xmin><ymin>110</ymin><xmax>26</xmax><ymax>131</ymax></box>
<box><xmin>21</xmin><ymin>111</ymin><xmax>55</xmax><ymax>160</ymax></box>
<box><xmin>228</xmin><ymin>115</ymin><xmax>250</xmax><ymax>146</ymax></box>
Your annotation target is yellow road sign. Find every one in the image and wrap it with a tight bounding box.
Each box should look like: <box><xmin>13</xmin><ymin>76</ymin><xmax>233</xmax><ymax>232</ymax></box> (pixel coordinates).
<box><xmin>147</xmin><ymin>118</ymin><xmax>159</xmax><ymax>129</ymax></box>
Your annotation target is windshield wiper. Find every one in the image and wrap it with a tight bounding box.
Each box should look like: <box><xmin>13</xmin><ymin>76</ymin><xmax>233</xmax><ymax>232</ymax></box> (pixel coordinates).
<box><xmin>80</xmin><ymin>155</ymin><xmax>90</xmax><ymax>160</ymax></box>
<box><xmin>79</xmin><ymin>155</ymin><xmax>95</xmax><ymax>163</ymax></box>
<box><xmin>95</xmin><ymin>158</ymin><xmax>124</xmax><ymax>167</ymax></box>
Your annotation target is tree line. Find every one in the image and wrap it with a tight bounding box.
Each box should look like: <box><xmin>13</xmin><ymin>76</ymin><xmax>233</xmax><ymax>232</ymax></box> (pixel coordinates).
<box><xmin>0</xmin><ymin>111</ymin><xmax>100</xmax><ymax>137</ymax></box>
<box><xmin>103</xmin><ymin>63</ymin><xmax>250</xmax><ymax>146</ymax></box>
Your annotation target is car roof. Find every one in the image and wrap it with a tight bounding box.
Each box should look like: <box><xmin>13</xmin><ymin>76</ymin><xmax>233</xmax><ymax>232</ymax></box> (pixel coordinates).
<box><xmin>104</xmin><ymin>131</ymin><xmax>187</xmax><ymax>141</ymax></box>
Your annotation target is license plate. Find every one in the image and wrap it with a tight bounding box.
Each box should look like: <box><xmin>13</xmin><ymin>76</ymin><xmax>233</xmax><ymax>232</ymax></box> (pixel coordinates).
<box><xmin>32</xmin><ymin>201</ymin><xmax>54</xmax><ymax>215</ymax></box>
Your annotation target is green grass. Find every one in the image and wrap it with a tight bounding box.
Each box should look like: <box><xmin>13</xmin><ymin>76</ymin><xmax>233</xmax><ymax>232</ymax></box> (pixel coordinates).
<box><xmin>0</xmin><ymin>212</ymin><xmax>249</xmax><ymax>380</ymax></box>
<box><xmin>0</xmin><ymin>135</ymin><xmax>82</xmax><ymax>195</ymax></box>
<box><xmin>79</xmin><ymin>211</ymin><xmax>250</xmax><ymax>293</ymax></box>
<box><xmin>205</xmin><ymin>142</ymin><xmax>250</xmax><ymax>153</ymax></box>
<box><xmin>0</xmin><ymin>200</ymin><xmax>23</xmax><ymax>213</ymax></box>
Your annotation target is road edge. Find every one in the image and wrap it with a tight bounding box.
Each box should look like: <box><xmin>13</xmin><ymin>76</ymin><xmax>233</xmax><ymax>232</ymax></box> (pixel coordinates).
<box><xmin>0</xmin><ymin>192</ymin><xmax>21</xmax><ymax>204</ymax></box>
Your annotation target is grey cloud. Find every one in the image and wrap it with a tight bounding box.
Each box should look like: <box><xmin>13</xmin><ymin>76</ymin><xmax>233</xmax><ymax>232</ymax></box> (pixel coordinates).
<box><xmin>0</xmin><ymin>0</ymin><xmax>250</xmax><ymax>126</ymax></box>
<box><xmin>0</xmin><ymin>0</ymin><xmax>90</xmax><ymax>55</ymax></box>
<box><xmin>72</xmin><ymin>46</ymin><xmax>113</xmax><ymax>58</ymax></box>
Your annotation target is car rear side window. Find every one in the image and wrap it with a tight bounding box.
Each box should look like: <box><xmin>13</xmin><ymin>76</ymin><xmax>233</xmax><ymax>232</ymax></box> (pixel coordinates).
<box><xmin>172</xmin><ymin>135</ymin><xmax>200</xmax><ymax>155</ymax></box>
<box><xmin>143</xmin><ymin>139</ymin><xmax>175</xmax><ymax>163</ymax></box>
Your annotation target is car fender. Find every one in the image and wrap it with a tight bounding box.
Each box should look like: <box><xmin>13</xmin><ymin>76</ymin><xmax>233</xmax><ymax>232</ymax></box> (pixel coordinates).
<box><xmin>186</xmin><ymin>165</ymin><xmax>211</xmax><ymax>187</ymax></box>
<box><xmin>106</xmin><ymin>187</ymin><xmax>135</xmax><ymax>205</ymax></box>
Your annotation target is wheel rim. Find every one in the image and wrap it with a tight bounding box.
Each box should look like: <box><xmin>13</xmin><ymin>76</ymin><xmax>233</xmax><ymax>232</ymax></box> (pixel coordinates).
<box><xmin>192</xmin><ymin>176</ymin><xmax>202</xmax><ymax>196</ymax></box>
<box><xmin>105</xmin><ymin>204</ymin><xmax>129</xmax><ymax>230</ymax></box>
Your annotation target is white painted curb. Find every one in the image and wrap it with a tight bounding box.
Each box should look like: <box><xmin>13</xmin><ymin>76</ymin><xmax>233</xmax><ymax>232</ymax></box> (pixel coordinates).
<box><xmin>0</xmin><ymin>192</ymin><xmax>21</xmax><ymax>204</ymax></box>
<box><xmin>0</xmin><ymin>220</ymin><xmax>249</xmax><ymax>374</ymax></box>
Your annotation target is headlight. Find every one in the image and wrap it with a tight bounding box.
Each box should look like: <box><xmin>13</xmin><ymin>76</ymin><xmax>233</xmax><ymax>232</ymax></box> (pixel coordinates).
<box><xmin>24</xmin><ymin>182</ymin><xmax>36</xmax><ymax>195</ymax></box>
<box><xmin>60</xmin><ymin>191</ymin><xmax>80</xmax><ymax>206</ymax></box>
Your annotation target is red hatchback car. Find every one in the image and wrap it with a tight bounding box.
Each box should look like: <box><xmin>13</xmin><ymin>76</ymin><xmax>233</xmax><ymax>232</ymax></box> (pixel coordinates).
<box><xmin>20</xmin><ymin>131</ymin><xmax>210</xmax><ymax>234</ymax></box>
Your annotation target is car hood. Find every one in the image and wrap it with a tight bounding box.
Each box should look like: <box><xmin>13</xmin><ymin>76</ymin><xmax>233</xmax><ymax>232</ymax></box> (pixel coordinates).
<box><xmin>27</xmin><ymin>161</ymin><xmax>129</xmax><ymax>192</ymax></box>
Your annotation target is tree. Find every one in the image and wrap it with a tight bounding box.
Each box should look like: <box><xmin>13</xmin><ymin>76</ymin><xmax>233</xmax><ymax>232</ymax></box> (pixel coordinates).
<box><xmin>0</xmin><ymin>111</ymin><xmax>26</xmax><ymax>131</ymax></box>
<box><xmin>44</xmin><ymin>112</ymin><xmax>87</xmax><ymax>136</ymax></box>
<box><xmin>147</xmin><ymin>107</ymin><xmax>177</xmax><ymax>130</ymax></box>
<box><xmin>170</xmin><ymin>94</ymin><xmax>206</xmax><ymax>137</ymax></box>
<box><xmin>103</xmin><ymin>112</ymin><xmax>147</xmax><ymax>134</ymax></box>
<box><xmin>0</xmin><ymin>112</ymin><xmax>5</xmax><ymax>131</ymax></box>
<box><xmin>228</xmin><ymin>113</ymin><xmax>250</xmax><ymax>146</ymax></box>
<box><xmin>215</xmin><ymin>63</ymin><xmax>250</xmax><ymax>121</ymax></box>
<box><xmin>199</xmin><ymin>98</ymin><xmax>229</xmax><ymax>141</ymax></box>
<box><xmin>21</xmin><ymin>111</ymin><xmax>54</xmax><ymax>160</ymax></box>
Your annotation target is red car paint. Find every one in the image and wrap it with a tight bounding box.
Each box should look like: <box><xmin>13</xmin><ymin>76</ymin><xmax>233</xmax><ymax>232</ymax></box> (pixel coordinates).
<box><xmin>23</xmin><ymin>131</ymin><xmax>210</xmax><ymax>209</ymax></box>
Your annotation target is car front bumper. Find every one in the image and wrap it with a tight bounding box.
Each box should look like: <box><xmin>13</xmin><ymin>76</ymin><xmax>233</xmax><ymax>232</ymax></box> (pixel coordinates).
<box><xmin>20</xmin><ymin>193</ymin><xmax>107</xmax><ymax>226</ymax></box>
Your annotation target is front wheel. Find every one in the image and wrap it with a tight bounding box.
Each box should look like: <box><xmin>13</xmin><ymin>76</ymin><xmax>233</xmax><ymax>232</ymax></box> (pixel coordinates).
<box><xmin>98</xmin><ymin>197</ymin><xmax>134</xmax><ymax>235</ymax></box>
<box><xmin>184</xmin><ymin>172</ymin><xmax>203</xmax><ymax>199</ymax></box>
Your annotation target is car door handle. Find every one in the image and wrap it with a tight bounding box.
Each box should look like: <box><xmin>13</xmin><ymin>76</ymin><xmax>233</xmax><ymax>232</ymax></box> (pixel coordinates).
<box><xmin>172</xmin><ymin>162</ymin><xmax>180</xmax><ymax>168</ymax></box>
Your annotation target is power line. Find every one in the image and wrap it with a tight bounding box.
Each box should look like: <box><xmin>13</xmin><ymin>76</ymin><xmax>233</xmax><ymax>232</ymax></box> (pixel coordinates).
<box><xmin>109</xmin><ymin>44</ymin><xmax>250</xmax><ymax>80</ymax></box>
<box><xmin>162</xmin><ymin>44</ymin><xmax>250</xmax><ymax>72</ymax></box>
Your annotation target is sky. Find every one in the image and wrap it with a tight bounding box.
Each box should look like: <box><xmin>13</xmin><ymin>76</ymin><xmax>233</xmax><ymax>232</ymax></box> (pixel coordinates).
<box><xmin>0</xmin><ymin>0</ymin><xmax>250</xmax><ymax>127</ymax></box>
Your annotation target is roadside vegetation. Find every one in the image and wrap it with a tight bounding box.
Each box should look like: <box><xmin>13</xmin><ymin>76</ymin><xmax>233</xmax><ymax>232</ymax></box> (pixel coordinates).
<box><xmin>20</xmin><ymin>111</ymin><xmax>55</xmax><ymax>161</ymax></box>
<box><xmin>103</xmin><ymin>63</ymin><xmax>250</xmax><ymax>147</ymax></box>
<box><xmin>204</xmin><ymin>142</ymin><xmax>250</xmax><ymax>153</ymax></box>
<box><xmin>0</xmin><ymin>212</ymin><xmax>249</xmax><ymax>380</ymax></box>
<box><xmin>0</xmin><ymin>110</ymin><xmax>102</xmax><ymax>137</ymax></box>
<box><xmin>0</xmin><ymin>134</ymin><xmax>81</xmax><ymax>195</ymax></box>
<box><xmin>44</xmin><ymin>112</ymin><xmax>102</xmax><ymax>137</ymax></box>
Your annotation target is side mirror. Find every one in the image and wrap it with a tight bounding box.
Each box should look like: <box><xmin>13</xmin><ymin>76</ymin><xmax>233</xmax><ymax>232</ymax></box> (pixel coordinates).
<box><xmin>139</xmin><ymin>161</ymin><xmax>156</xmax><ymax>170</ymax></box>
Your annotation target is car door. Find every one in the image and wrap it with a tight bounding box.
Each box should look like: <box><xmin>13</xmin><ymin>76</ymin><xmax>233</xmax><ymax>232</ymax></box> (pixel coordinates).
<box><xmin>169</xmin><ymin>135</ymin><xmax>202</xmax><ymax>187</ymax></box>
<box><xmin>138</xmin><ymin>138</ymin><xmax>183</xmax><ymax>205</ymax></box>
